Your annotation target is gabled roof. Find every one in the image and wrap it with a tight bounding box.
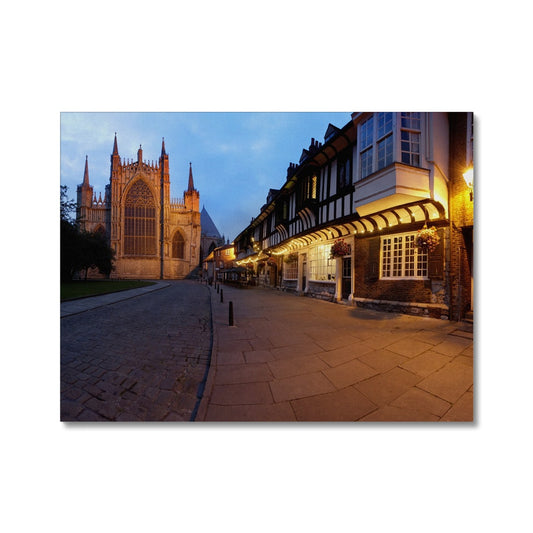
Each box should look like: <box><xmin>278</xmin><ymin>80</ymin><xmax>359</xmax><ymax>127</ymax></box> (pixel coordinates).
<box><xmin>201</xmin><ymin>206</ymin><xmax>222</xmax><ymax>238</ymax></box>
<box><xmin>324</xmin><ymin>123</ymin><xmax>341</xmax><ymax>142</ymax></box>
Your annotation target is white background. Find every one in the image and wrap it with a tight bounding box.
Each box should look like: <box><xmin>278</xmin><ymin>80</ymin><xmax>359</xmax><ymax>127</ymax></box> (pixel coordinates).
<box><xmin>2</xmin><ymin>1</ymin><xmax>531</xmax><ymax>532</ymax></box>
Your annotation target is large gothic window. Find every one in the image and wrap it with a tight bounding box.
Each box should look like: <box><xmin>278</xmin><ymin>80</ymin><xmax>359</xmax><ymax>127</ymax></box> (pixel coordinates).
<box><xmin>124</xmin><ymin>180</ymin><xmax>157</xmax><ymax>256</ymax></box>
<box><xmin>172</xmin><ymin>231</ymin><xmax>185</xmax><ymax>258</ymax></box>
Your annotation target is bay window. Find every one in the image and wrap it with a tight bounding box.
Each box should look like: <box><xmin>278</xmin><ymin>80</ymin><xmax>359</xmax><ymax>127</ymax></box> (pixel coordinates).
<box><xmin>358</xmin><ymin>112</ymin><xmax>423</xmax><ymax>180</ymax></box>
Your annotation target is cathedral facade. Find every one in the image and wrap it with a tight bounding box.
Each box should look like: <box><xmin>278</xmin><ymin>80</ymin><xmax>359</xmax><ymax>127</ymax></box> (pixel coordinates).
<box><xmin>77</xmin><ymin>135</ymin><xmax>201</xmax><ymax>279</ymax></box>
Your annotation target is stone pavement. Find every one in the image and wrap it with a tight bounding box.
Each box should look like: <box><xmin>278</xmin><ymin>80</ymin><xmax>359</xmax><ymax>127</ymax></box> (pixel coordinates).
<box><xmin>61</xmin><ymin>281</ymin><xmax>212</xmax><ymax>421</ymax></box>
<box><xmin>196</xmin><ymin>284</ymin><xmax>474</xmax><ymax>422</ymax></box>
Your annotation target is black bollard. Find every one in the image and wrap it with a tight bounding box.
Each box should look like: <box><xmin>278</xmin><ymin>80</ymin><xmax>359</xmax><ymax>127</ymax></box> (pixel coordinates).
<box><xmin>220</xmin><ymin>289</ymin><xmax>224</xmax><ymax>303</ymax></box>
<box><xmin>229</xmin><ymin>301</ymin><xmax>234</xmax><ymax>326</ymax></box>
<box><xmin>217</xmin><ymin>284</ymin><xmax>219</xmax><ymax>294</ymax></box>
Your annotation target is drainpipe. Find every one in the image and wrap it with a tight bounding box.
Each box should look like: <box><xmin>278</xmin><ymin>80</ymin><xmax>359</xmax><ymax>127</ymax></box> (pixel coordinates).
<box><xmin>425</xmin><ymin>113</ymin><xmax>454</xmax><ymax>320</ymax></box>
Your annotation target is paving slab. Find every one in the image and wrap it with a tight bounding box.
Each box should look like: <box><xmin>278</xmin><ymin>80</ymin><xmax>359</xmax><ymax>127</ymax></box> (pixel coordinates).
<box><xmin>269</xmin><ymin>372</ymin><xmax>337</xmax><ymax>403</ymax></box>
<box><xmin>267</xmin><ymin>355</ymin><xmax>329</xmax><ymax>380</ymax></box>
<box><xmin>322</xmin><ymin>358</ymin><xmax>379</xmax><ymax>389</ymax></box>
<box><xmin>353</xmin><ymin>367</ymin><xmax>422</xmax><ymax>407</ymax></box>
<box><xmin>214</xmin><ymin>363</ymin><xmax>273</xmax><ymax>385</ymax></box>
<box><xmin>440</xmin><ymin>391</ymin><xmax>474</xmax><ymax>422</ymax></box>
<box><xmin>357</xmin><ymin>349</ymin><xmax>410</xmax><ymax>374</ymax></box>
<box><xmin>360</xmin><ymin>405</ymin><xmax>440</xmax><ymax>422</ymax></box>
<box><xmin>205</xmin><ymin>402</ymin><xmax>296</xmax><ymax>422</ymax></box>
<box><xmin>291</xmin><ymin>386</ymin><xmax>378</xmax><ymax>422</ymax></box>
<box><xmin>210</xmin><ymin>382</ymin><xmax>274</xmax><ymax>405</ymax></box>
<box><xmin>416</xmin><ymin>360</ymin><xmax>473</xmax><ymax>403</ymax></box>
<box><xmin>391</xmin><ymin>388</ymin><xmax>451</xmax><ymax>418</ymax></box>
<box><xmin>399</xmin><ymin>351</ymin><xmax>452</xmax><ymax>377</ymax></box>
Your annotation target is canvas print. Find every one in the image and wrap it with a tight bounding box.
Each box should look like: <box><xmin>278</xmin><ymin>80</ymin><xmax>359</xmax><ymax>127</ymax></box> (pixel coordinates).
<box><xmin>60</xmin><ymin>112</ymin><xmax>474</xmax><ymax>422</ymax></box>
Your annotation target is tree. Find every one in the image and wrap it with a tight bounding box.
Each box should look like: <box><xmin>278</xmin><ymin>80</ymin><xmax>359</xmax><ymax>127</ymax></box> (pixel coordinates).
<box><xmin>60</xmin><ymin>185</ymin><xmax>77</xmax><ymax>224</ymax></box>
<box><xmin>60</xmin><ymin>186</ymin><xmax>115</xmax><ymax>281</ymax></box>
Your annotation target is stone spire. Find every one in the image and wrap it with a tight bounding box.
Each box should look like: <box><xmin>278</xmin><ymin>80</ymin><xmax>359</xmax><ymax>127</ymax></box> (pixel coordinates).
<box><xmin>188</xmin><ymin>162</ymin><xmax>195</xmax><ymax>192</ymax></box>
<box><xmin>83</xmin><ymin>155</ymin><xmax>90</xmax><ymax>185</ymax></box>
<box><xmin>110</xmin><ymin>133</ymin><xmax>121</xmax><ymax>176</ymax></box>
<box><xmin>161</xmin><ymin>137</ymin><xmax>167</xmax><ymax>156</ymax></box>
<box><xmin>112</xmin><ymin>132</ymin><xmax>119</xmax><ymax>156</ymax></box>
<box><xmin>184</xmin><ymin>162</ymin><xmax>199</xmax><ymax>212</ymax></box>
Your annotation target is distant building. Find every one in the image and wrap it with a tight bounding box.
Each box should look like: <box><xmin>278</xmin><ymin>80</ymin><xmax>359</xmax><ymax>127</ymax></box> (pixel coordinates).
<box><xmin>202</xmin><ymin>242</ymin><xmax>236</xmax><ymax>283</ymax></box>
<box><xmin>76</xmin><ymin>135</ymin><xmax>201</xmax><ymax>279</ymax></box>
<box><xmin>234</xmin><ymin>112</ymin><xmax>474</xmax><ymax>321</ymax></box>
<box><xmin>200</xmin><ymin>206</ymin><xmax>224</xmax><ymax>263</ymax></box>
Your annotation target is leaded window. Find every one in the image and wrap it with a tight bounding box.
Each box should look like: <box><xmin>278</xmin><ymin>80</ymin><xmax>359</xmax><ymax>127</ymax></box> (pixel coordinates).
<box><xmin>360</xmin><ymin>116</ymin><xmax>374</xmax><ymax>179</ymax></box>
<box><xmin>360</xmin><ymin>112</ymin><xmax>393</xmax><ymax>179</ymax></box>
<box><xmin>124</xmin><ymin>180</ymin><xmax>157</xmax><ymax>256</ymax></box>
<box><xmin>380</xmin><ymin>232</ymin><xmax>428</xmax><ymax>279</ymax></box>
<box><xmin>283</xmin><ymin>258</ymin><xmax>298</xmax><ymax>280</ymax></box>
<box><xmin>377</xmin><ymin>112</ymin><xmax>393</xmax><ymax>170</ymax></box>
<box><xmin>309</xmin><ymin>244</ymin><xmax>336</xmax><ymax>281</ymax></box>
<box><xmin>400</xmin><ymin>112</ymin><xmax>421</xmax><ymax>166</ymax></box>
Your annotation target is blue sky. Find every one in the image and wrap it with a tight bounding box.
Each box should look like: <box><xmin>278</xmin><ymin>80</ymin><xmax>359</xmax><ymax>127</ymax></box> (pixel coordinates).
<box><xmin>60</xmin><ymin>112</ymin><xmax>351</xmax><ymax>241</ymax></box>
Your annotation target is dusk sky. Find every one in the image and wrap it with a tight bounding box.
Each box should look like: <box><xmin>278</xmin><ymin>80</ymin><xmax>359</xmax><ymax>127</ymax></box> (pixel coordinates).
<box><xmin>60</xmin><ymin>112</ymin><xmax>350</xmax><ymax>241</ymax></box>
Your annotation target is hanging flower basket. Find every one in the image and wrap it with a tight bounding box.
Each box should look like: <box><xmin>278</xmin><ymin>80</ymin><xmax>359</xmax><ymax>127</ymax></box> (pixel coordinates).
<box><xmin>330</xmin><ymin>239</ymin><xmax>351</xmax><ymax>258</ymax></box>
<box><xmin>416</xmin><ymin>225</ymin><xmax>440</xmax><ymax>252</ymax></box>
<box><xmin>283</xmin><ymin>252</ymin><xmax>298</xmax><ymax>263</ymax></box>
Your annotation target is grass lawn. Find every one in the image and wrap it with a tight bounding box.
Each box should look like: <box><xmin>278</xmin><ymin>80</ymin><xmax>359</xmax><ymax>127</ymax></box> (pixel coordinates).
<box><xmin>61</xmin><ymin>280</ymin><xmax>156</xmax><ymax>301</ymax></box>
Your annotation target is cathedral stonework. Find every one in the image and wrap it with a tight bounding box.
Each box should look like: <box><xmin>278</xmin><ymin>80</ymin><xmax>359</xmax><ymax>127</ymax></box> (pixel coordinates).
<box><xmin>77</xmin><ymin>135</ymin><xmax>200</xmax><ymax>279</ymax></box>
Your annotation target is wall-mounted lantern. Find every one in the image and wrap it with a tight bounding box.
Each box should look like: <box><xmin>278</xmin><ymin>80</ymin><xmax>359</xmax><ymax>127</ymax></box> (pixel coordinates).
<box><xmin>463</xmin><ymin>167</ymin><xmax>474</xmax><ymax>201</ymax></box>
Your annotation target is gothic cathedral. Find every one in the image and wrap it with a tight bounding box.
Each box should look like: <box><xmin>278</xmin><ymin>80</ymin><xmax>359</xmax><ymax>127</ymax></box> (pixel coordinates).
<box><xmin>77</xmin><ymin>135</ymin><xmax>201</xmax><ymax>279</ymax></box>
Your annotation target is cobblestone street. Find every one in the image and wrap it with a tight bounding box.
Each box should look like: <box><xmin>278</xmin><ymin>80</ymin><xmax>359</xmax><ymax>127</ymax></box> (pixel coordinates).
<box><xmin>61</xmin><ymin>281</ymin><xmax>212</xmax><ymax>421</ymax></box>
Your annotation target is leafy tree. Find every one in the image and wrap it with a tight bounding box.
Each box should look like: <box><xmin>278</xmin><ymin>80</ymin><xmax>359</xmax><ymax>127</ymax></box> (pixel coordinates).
<box><xmin>60</xmin><ymin>185</ymin><xmax>77</xmax><ymax>223</ymax></box>
<box><xmin>60</xmin><ymin>186</ymin><xmax>115</xmax><ymax>281</ymax></box>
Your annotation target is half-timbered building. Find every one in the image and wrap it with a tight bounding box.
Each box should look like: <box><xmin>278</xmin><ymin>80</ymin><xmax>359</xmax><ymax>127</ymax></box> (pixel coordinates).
<box><xmin>234</xmin><ymin>112</ymin><xmax>474</xmax><ymax>321</ymax></box>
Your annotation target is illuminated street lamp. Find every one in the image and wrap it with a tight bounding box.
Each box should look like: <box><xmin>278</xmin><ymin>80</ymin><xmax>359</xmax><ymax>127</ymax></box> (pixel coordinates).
<box><xmin>463</xmin><ymin>167</ymin><xmax>474</xmax><ymax>201</ymax></box>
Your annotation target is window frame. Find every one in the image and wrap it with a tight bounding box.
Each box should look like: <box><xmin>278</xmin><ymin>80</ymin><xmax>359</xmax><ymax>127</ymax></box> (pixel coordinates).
<box><xmin>380</xmin><ymin>231</ymin><xmax>429</xmax><ymax>280</ymax></box>
<box><xmin>400</xmin><ymin>112</ymin><xmax>421</xmax><ymax>167</ymax></box>
<box><xmin>309</xmin><ymin>243</ymin><xmax>336</xmax><ymax>282</ymax></box>
<box><xmin>283</xmin><ymin>258</ymin><xmax>298</xmax><ymax>280</ymax></box>
<box><xmin>359</xmin><ymin>112</ymin><xmax>394</xmax><ymax>180</ymax></box>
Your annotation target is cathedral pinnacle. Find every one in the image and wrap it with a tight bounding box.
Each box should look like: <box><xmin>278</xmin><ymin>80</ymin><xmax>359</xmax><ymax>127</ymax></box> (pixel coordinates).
<box><xmin>112</xmin><ymin>133</ymin><xmax>119</xmax><ymax>156</ymax></box>
<box><xmin>188</xmin><ymin>162</ymin><xmax>195</xmax><ymax>192</ymax></box>
<box><xmin>161</xmin><ymin>137</ymin><xmax>167</xmax><ymax>156</ymax></box>
<box><xmin>83</xmin><ymin>155</ymin><xmax>90</xmax><ymax>185</ymax></box>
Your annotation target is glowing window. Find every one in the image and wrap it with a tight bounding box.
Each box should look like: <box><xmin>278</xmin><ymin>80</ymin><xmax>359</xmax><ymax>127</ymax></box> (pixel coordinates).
<box><xmin>309</xmin><ymin>244</ymin><xmax>336</xmax><ymax>281</ymax></box>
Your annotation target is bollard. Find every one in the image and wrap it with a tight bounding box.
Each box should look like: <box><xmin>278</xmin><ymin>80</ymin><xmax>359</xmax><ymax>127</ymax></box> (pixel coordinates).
<box><xmin>229</xmin><ymin>301</ymin><xmax>234</xmax><ymax>326</ymax></box>
<box><xmin>220</xmin><ymin>289</ymin><xmax>224</xmax><ymax>303</ymax></box>
<box><xmin>217</xmin><ymin>284</ymin><xmax>219</xmax><ymax>294</ymax></box>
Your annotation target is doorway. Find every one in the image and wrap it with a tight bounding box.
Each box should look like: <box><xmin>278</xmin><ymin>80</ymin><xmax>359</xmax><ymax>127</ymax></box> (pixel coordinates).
<box><xmin>342</xmin><ymin>257</ymin><xmax>352</xmax><ymax>300</ymax></box>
